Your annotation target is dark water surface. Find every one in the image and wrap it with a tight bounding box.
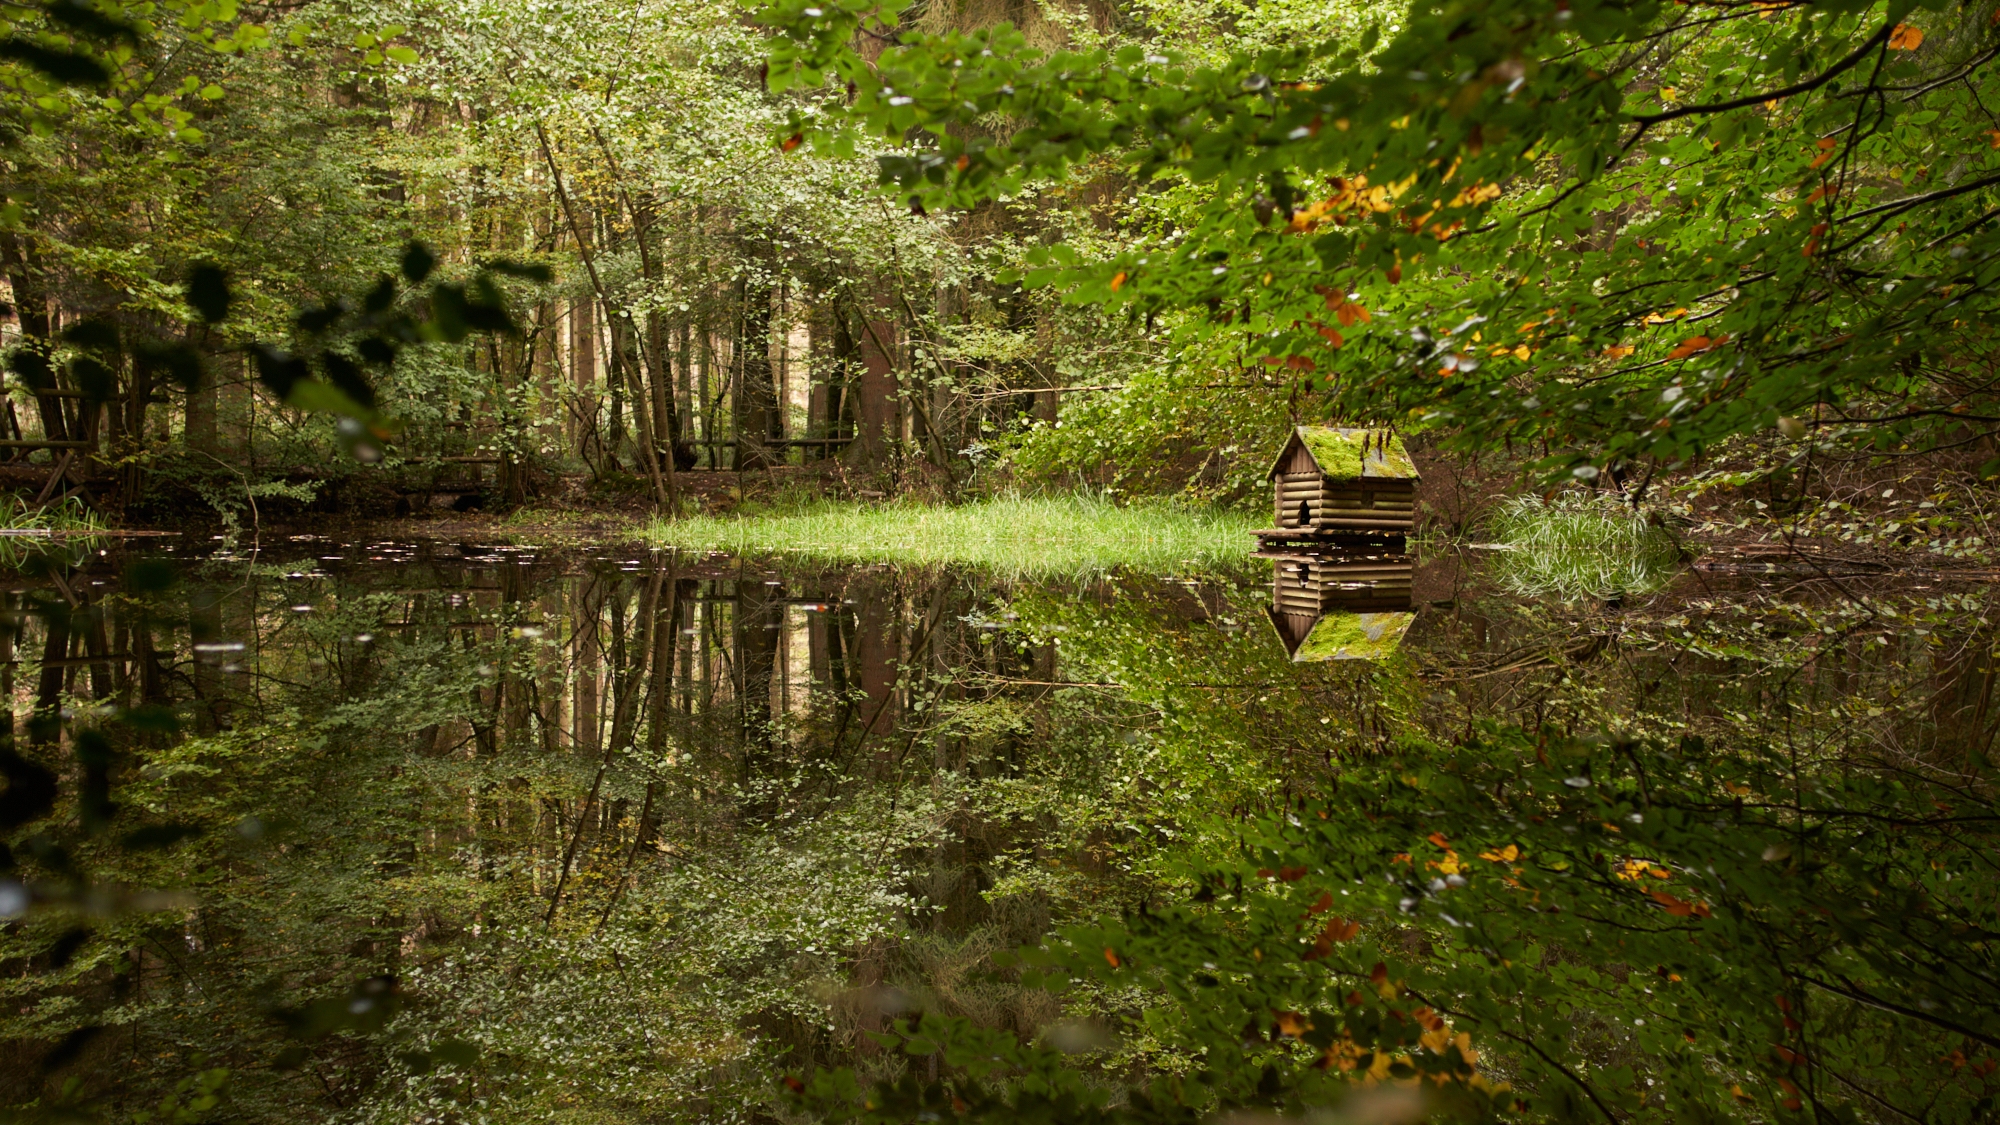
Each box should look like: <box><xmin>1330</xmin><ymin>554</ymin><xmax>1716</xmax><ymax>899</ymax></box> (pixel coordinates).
<box><xmin>0</xmin><ymin>532</ymin><xmax>1988</xmax><ymax>1122</ymax></box>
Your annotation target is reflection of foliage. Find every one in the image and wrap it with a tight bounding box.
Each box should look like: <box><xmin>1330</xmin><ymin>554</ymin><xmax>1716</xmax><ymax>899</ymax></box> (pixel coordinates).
<box><xmin>799</xmin><ymin>726</ymin><xmax>2000</xmax><ymax>1125</ymax></box>
<box><xmin>14</xmin><ymin>543</ymin><xmax>2000</xmax><ymax>1124</ymax></box>
<box><xmin>1489</xmin><ymin>492</ymin><xmax>1682</xmax><ymax>600</ymax></box>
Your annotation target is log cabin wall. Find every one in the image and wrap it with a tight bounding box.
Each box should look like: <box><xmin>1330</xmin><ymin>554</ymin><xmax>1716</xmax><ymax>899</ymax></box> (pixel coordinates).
<box><xmin>1273</xmin><ymin>441</ymin><xmax>1322</xmax><ymax>528</ymax></box>
<box><xmin>1275</xmin><ymin>470</ymin><xmax>1322</xmax><ymax>528</ymax></box>
<box><xmin>1310</xmin><ymin>557</ymin><xmax>1412</xmax><ymax>612</ymax></box>
<box><xmin>1273</xmin><ymin>557</ymin><xmax>1413</xmax><ymax>615</ymax></box>
<box><xmin>1315</xmin><ymin>477</ymin><xmax>1415</xmax><ymax>531</ymax></box>
<box><xmin>1274</xmin><ymin>558</ymin><xmax>1321</xmax><ymax>614</ymax></box>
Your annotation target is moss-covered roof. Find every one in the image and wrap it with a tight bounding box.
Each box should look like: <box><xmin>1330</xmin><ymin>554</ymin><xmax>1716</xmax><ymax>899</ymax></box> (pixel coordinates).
<box><xmin>1271</xmin><ymin>426</ymin><xmax>1417</xmax><ymax>480</ymax></box>
<box><xmin>1291</xmin><ymin>611</ymin><xmax>1415</xmax><ymax>662</ymax></box>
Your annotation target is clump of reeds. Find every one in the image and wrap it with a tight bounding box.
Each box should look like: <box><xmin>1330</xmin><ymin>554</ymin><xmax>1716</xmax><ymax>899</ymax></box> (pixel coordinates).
<box><xmin>641</xmin><ymin>494</ymin><xmax>1260</xmax><ymax>578</ymax></box>
<box><xmin>1488</xmin><ymin>492</ymin><xmax>1682</xmax><ymax>600</ymax></box>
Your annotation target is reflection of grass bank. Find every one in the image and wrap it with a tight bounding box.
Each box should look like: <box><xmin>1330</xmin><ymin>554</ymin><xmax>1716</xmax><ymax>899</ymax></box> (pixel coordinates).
<box><xmin>1490</xmin><ymin>493</ymin><xmax>1682</xmax><ymax>599</ymax></box>
<box><xmin>0</xmin><ymin>497</ymin><xmax>108</xmax><ymax>568</ymax></box>
<box><xmin>642</xmin><ymin>495</ymin><xmax>1260</xmax><ymax>576</ymax></box>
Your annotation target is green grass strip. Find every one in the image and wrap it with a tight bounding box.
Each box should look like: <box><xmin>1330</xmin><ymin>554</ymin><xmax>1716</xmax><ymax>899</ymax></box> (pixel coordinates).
<box><xmin>641</xmin><ymin>495</ymin><xmax>1261</xmax><ymax>577</ymax></box>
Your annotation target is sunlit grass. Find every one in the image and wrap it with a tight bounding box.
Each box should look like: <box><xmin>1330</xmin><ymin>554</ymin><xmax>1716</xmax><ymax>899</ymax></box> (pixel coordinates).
<box><xmin>1488</xmin><ymin>492</ymin><xmax>1683</xmax><ymax>599</ymax></box>
<box><xmin>641</xmin><ymin>494</ymin><xmax>1261</xmax><ymax>576</ymax></box>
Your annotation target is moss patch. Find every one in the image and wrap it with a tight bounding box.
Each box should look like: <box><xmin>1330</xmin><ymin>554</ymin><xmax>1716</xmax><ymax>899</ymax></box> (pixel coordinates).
<box><xmin>1292</xmin><ymin>611</ymin><xmax>1414</xmax><ymax>661</ymax></box>
<box><xmin>1296</xmin><ymin>428</ymin><xmax>1417</xmax><ymax>480</ymax></box>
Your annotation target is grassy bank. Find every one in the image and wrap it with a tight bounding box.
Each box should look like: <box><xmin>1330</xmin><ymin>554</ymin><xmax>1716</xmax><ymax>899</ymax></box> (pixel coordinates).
<box><xmin>641</xmin><ymin>495</ymin><xmax>1261</xmax><ymax>576</ymax></box>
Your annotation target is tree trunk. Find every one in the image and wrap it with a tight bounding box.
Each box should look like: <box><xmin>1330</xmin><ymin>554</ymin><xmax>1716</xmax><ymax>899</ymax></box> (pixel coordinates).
<box><xmin>734</xmin><ymin>277</ymin><xmax>778</xmax><ymax>471</ymax></box>
<box><xmin>0</xmin><ymin>230</ymin><xmax>70</xmax><ymax>446</ymax></box>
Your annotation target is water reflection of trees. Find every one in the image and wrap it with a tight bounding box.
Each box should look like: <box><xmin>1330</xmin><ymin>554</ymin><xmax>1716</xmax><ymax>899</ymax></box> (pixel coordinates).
<box><xmin>0</xmin><ymin>545</ymin><xmax>1130</xmax><ymax>1121</ymax></box>
<box><xmin>5</xmin><ymin>545</ymin><xmax>1997</xmax><ymax>1122</ymax></box>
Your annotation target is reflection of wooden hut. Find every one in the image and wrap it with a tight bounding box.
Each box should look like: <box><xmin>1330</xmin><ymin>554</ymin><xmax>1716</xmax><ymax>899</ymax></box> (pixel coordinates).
<box><xmin>1264</xmin><ymin>551</ymin><xmax>1415</xmax><ymax>661</ymax></box>
<box><xmin>1269</xmin><ymin>554</ymin><xmax>1413</xmax><ymax>615</ymax></box>
<box><xmin>1260</xmin><ymin>427</ymin><xmax>1417</xmax><ymax>545</ymax></box>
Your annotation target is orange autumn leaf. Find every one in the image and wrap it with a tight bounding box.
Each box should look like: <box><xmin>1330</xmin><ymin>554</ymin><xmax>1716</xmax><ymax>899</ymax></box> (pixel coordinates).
<box><xmin>1648</xmin><ymin>888</ymin><xmax>1713</xmax><ymax>918</ymax></box>
<box><xmin>1809</xmin><ymin>137</ymin><xmax>1837</xmax><ymax>169</ymax></box>
<box><xmin>1333</xmin><ymin>299</ymin><xmax>1372</xmax><ymax>327</ymax></box>
<box><xmin>1109</xmin><ymin>271</ymin><xmax>1127</xmax><ymax>291</ymax></box>
<box><xmin>780</xmin><ymin>133</ymin><xmax>803</xmax><ymax>152</ymax></box>
<box><xmin>1604</xmin><ymin>345</ymin><xmax>1636</xmax><ymax>359</ymax></box>
<box><xmin>1303</xmin><ymin>915</ymin><xmax>1361</xmax><ymax>960</ymax></box>
<box><xmin>1427</xmin><ymin>832</ymin><xmax>1450</xmax><ymax>848</ymax></box>
<box><xmin>1317</xmin><ymin>325</ymin><xmax>1345</xmax><ymax>348</ymax></box>
<box><xmin>954</xmin><ymin>153</ymin><xmax>970</xmax><ymax>171</ymax></box>
<box><xmin>1275</xmin><ymin>1011</ymin><xmax>1312</xmax><ymax>1038</ymax></box>
<box><xmin>1479</xmin><ymin>844</ymin><xmax>1521</xmax><ymax>862</ymax></box>
<box><xmin>1888</xmin><ymin>23</ymin><xmax>1924</xmax><ymax>49</ymax></box>
<box><xmin>1104</xmin><ymin>947</ymin><xmax>1121</xmax><ymax>968</ymax></box>
<box><xmin>1667</xmin><ymin>334</ymin><xmax>1729</xmax><ymax>359</ymax></box>
<box><xmin>1386</xmin><ymin>264</ymin><xmax>1403</xmax><ymax>284</ymax></box>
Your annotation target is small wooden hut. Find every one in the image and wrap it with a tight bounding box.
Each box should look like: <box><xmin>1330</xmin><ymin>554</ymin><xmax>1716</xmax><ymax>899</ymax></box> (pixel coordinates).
<box><xmin>1261</xmin><ymin>426</ymin><xmax>1417</xmax><ymax>544</ymax></box>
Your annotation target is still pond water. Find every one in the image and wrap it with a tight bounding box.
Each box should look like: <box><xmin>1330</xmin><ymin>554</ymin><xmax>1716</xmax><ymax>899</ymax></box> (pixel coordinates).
<box><xmin>0</xmin><ymin>530</ymin><xmax>1983</xmax><ymax>1122</ymax></box>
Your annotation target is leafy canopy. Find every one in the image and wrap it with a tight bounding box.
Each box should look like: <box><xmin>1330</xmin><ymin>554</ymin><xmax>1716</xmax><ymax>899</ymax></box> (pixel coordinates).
<box><xmin>762</xmin><ymin>0</ymin><xmax>2000</xmax><ymax>478</ymax></box>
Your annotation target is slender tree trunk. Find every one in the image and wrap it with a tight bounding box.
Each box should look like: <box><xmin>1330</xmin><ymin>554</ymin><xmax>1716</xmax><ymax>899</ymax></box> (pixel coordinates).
<box><xmin>734</xmin><ymin>276</ymin><xmax>777</xmax><ymax>471</ymax></box>
<box><xmin>0</xmin><ymin>230</ymin><xmax>70</xmax><ymax>446</ymax></box>
<box><xmin>533</xmin><ymin>119</ymin><xmax>667</xmax><ymax>508</ymax></box>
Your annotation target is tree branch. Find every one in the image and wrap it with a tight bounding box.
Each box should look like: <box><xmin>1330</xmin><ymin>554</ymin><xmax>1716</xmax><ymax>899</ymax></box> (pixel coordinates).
<box><xmin>1631</xmin><ymin>23</ymin><xmax>1892</xmax><ymax>126</ymax></box>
